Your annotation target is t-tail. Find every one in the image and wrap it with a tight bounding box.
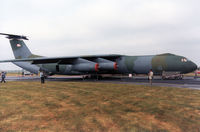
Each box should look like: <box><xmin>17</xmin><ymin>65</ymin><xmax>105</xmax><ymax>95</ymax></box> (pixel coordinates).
<box><xmin>0</xmin><ymin>33</ymin><xmax>41</xmax><ymax>74</ymax></box>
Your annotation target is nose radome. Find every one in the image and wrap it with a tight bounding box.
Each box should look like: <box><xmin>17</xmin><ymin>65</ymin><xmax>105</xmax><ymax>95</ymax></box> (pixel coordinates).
<box><xmin>190</xmin><ymin>61</ymin><xmax>197</xmax><ymax>71</ymax></box>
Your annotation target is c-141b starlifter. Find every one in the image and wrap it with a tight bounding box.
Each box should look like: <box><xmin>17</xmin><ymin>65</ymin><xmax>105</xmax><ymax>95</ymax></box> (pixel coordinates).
<box><xmin>0</xmin><ymin>33</ymin><xmax>197</xmax><ymax>78</ymax></box>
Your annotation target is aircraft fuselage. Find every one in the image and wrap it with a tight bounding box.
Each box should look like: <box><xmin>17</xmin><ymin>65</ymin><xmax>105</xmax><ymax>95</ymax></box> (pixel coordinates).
<box><xmin>32</xmin><ymin>53</ymin><xmax>197</xmax><ymax>75</ymax></box>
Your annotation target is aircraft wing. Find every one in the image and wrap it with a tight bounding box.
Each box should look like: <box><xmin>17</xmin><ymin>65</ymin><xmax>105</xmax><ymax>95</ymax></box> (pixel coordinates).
<box><xmin>0</xmin><ymin>54</ymin><xmax>122</xmax><ymax>64</ymax></box>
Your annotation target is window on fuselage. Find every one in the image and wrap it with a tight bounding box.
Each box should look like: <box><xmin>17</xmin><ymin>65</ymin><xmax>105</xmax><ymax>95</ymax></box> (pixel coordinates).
<box><xmin>181</xmin><ymin>58</ymin><xmax>188</xmax><ymax>62</ymax></box>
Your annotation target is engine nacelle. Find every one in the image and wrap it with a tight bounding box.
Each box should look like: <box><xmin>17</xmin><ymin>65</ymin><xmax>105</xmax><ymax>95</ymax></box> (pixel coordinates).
<box><xmin>72</xmin><ymin>63</ymin><xmax>99</xmax><ymax>72</ymax></box>
<box><xmin>99</xmin><ymin>62</ymin><xmax>118</xmax><ymax>71</ymax></box>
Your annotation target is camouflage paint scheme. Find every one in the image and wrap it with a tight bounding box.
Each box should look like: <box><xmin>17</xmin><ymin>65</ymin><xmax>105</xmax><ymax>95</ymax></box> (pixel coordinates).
<box><xmin>0</xmin><ymin>33</ymin><xmax>197</xmax><ymax>75</ymax></box>
<box><xmin>121</xmin><ymin>54</ymin><xmax>197</xmax><ymax>75</ymax></box>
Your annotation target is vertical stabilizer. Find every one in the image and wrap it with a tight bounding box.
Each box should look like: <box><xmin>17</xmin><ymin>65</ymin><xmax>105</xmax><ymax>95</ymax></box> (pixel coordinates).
<box><xmin>10</xmin><ymin>39</ymin><xmax>32</xmax><ymax>59</ymax></box>
<box><xmin>0</xmin><ymin>33</ymin><xmax>41</xmax><ymax>74</ymax></box>
<box><xmin>0</xmin><ymin>33</ymin><xmax>40</xmax><ymax>59</ymax></box>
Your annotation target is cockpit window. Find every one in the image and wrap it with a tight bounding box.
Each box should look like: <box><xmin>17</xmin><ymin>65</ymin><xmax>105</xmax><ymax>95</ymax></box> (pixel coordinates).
<box><xmin>181</xmin><ymin>58</ymin><xmax>188</xmax><ymax>62</ymax></box>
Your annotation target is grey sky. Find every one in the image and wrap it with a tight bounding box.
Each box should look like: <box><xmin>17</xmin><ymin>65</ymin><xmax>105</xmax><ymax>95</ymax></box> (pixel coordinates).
<box><xmin>0</xmin><ymin>0</ymin><xmax>199</xmax><ymax>70</ymax></box>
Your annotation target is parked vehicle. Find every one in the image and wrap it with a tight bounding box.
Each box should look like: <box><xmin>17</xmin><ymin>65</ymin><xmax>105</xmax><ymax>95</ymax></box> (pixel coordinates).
<box><xmin>162</xmin><ymin>71</ymin><xmax>183</xmax><ymax>80</ymax></box>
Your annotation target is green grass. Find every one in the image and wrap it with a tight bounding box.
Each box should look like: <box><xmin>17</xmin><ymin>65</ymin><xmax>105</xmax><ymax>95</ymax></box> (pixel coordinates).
<box><xmin>0</xmin><ymin>82</ymin><xmax>200</xmax><ymax>132</ymax></box>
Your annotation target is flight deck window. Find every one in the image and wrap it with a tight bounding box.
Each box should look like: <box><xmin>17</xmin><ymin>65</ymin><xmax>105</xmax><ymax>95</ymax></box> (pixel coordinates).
<box><xmin>181</xmin><ymin>58</ymin><xmax>188</xmax><ymax>62</ymax></box>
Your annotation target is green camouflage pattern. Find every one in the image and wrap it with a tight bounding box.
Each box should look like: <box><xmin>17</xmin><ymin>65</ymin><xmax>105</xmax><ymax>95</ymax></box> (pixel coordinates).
<box><xmin>0</xmin><ymin>36</ymin><xmax>197</xmax><ymax>75</ymax></box>
<box><xmin>35</xmin><ymin>53</ymin><xmax>197</xmax><ymax>75</ymax></box>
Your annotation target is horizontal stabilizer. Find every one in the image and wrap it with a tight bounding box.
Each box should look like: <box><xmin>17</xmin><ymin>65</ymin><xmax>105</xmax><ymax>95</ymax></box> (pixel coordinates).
<box><xmin>0</xmin><ymin>33</ymin><xmax>28</xmax><ymax>40</ymax></box>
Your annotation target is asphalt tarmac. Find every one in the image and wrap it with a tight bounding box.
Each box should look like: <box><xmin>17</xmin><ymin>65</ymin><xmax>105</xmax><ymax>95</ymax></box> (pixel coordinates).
<box><xmin>4</xmin><ymin>75</ymin><xmax>200</xmax><ymax>90</ymax></box>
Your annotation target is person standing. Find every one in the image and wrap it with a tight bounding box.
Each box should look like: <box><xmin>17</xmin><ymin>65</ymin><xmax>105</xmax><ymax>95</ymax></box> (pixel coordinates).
<box><xmin>22</xmin><ymin>70</ymin><xmax>25</xmax><ymax>77</ymax></box>
<box><xmin>1</xmin><ymin>71</ymin><xmax>6</xmax><ymax>83</ymax></box>
<box><xmin>40</xmin><ymin>70</ymin><xmax>45</xmax><ymax>84</ymax></box>
<box><xmin>148</xmin><ymin>69</ymin><xmax>154</xmax><ymax>85</ymax></box>
<box><xmin>0</xmin><ymin>72</ymin><xmax>1</xmax><ymax>84</ymax></box>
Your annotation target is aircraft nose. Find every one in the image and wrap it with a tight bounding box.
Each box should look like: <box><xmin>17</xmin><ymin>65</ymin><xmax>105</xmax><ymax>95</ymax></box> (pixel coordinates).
<box><xmin>189</xmin><ymin>61</ymin><xmax>197</xmax><ymax>72</ymax></box>
<box><xmin>191</xmin><ymin>62</ymin><xmax>197</xmax><ymax>71</ymax></box>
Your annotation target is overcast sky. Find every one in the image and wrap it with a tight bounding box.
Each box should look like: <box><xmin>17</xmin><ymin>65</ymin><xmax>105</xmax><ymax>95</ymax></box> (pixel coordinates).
<box><xmin>0</xmin><ymin>0</ymin><xmax>199</xmax><ymax>70</ymax></box>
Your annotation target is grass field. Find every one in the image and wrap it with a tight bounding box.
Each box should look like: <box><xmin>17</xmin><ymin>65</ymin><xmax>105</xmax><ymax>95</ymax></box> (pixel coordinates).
<box><xmin>0</xmin><ymin>82</ymin><xmax>200</xmax><ymax>132</ymax></box>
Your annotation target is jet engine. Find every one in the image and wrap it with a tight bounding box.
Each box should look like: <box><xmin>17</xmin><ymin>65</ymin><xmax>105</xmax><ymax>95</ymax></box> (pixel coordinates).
<box><xmin>72</xmin><ymin>63</ymin><xmax>99</xmax><ymax>72</ymax></box>
<box><xmin>99</xmin><ymin>62</ymin><xmax>117</xmax><ymax>71</ymax></box>
<box><xmin>93</xmin><ymin>58</ymin><xmax>118</xmax><ymax>71</ymax></box>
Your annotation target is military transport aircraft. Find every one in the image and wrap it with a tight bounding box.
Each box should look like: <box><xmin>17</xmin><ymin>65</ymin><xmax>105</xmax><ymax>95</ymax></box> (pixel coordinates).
<box><xmin>0</xmin><ymin>33</ymin><xmax>197</xmax><ymax>78</ymax></box>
